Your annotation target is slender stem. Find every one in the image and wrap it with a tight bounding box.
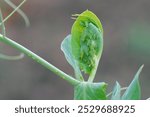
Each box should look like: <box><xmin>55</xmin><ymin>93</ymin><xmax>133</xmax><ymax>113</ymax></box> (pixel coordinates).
<box><xmin>0</xmin><ymin>34</ymin><xmax>80</xmax><ymax>86</ymax></box>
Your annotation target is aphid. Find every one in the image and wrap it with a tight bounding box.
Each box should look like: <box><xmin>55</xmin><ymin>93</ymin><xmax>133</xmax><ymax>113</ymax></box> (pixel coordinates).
<box><xmin>71</xmin><ymin>10</ymin><xmax>103</xmax><ymax>75</ymax></box>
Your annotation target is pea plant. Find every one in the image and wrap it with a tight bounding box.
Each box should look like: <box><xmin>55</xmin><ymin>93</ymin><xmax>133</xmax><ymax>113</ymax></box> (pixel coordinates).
<box><xmin>0</xmin><ymin>1</ymin><xmax>149</xmax><ymax>100</ymax></box>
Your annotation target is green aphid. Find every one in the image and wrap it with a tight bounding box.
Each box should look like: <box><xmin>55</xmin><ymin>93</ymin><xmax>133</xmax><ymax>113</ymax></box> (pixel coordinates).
<box><xmin>71</xmin><ymin>10</ymin><xmax>103</xmax><ymax>75</ymax></box>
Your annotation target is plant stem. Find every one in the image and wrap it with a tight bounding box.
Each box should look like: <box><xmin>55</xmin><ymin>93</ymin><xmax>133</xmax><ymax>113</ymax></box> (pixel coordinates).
<box><xmin>0</xmin><ymin>34</ymin><xmax>80</xmax><ymax>86</ymax></box>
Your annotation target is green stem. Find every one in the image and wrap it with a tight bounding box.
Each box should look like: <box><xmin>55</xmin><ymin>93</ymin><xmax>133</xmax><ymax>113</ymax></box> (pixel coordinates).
<box><xmin>0</xmin><ymin>34</ymin><xmax>80</xmax><ymax>86</ymax></box>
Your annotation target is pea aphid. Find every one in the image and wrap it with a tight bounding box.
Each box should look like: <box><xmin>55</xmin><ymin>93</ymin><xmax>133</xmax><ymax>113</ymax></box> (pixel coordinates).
<box><xmin>71</xmin><ymin>10</ymin><xmax>103</xmax><ymax>81</ymax></box>
<box><xmin>80</xmin><ymin>23</ymin><xmax>102</xmax><ymax>73</ymax></box>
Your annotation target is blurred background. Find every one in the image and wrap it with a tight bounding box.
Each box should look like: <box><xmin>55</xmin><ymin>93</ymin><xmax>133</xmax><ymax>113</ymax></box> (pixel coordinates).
<box><xmin>0</xmin><ymin>0</ymin><xmax>150</xmax><ymax>99</ymax></box>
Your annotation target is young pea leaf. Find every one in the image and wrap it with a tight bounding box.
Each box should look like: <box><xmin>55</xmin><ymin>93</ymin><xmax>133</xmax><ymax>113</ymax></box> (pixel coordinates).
<box><xmin>111</xmin><ymin>81</ymin><xmax>121</xmax><ymax>100</ymax></box>
<box><xmin>71</xmin><ymin>10</ymin><xmax>103</xmax><ymax>82</ymax></box>
<box><xmin>61</xmin><ymin>35</ymin><xmax>83</xmax><ymax>81</ymax></box>
<box><xmin>122</xmin><ymin>65</ymin><xmax>144</xmax><ymax>100</ymax></box>
<box><xmin>74</xmin><ymin>82</ymin><xmax>107</xmax><ymax>100</ymax></box>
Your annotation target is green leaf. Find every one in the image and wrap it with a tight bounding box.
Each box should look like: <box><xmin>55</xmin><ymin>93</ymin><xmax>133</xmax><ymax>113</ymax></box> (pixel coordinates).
<box><xmin>74</xmin><ymin>82</ymin><xmax>107</xmax><ymax>100</ymax></box>
<box><xmin>111</xmin><ymin>82</ymin><xmax>121</xmax><ymax>100</ymax></box>
<box><xmin>71</xmin><ymin>10</ymin><xmax>103</xmax><ymax>82</ymax></box>
<box><xmin>122</xmin><ymin>65</ymin><xmax>144</xmax><ymax>100</ymax></box>
<box><xmin>61</xmin><ymin>35</ymin><xmax>83</xmax><ymax>81</ymax></box>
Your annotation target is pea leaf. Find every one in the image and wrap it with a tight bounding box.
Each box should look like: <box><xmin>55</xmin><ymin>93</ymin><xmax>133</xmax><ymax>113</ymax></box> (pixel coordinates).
<box><xmin>74</xmin><ymin>82</ymin><xmax>107</xmax><ymax>100</ymax></box>
<box><xmin>71</xmin><ymin>10</ymin><xmax>103</xmax><ymax>82</ymax></box>
<box><xmin>111</xmin><ymin>82</ymin><xmax>121</xmax><ymax>100</ymax></box>
<box><xmin>61</xmin><ymin>35</ymin><xmax>83</xmax><ymax>81</ymax></box>
<box><xmin>122</xmin><ymin>65</ymin><xmax>144</xmax><ymax>100</ymax></box>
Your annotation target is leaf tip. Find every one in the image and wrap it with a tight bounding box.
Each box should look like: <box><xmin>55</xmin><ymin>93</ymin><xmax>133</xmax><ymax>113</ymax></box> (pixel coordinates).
<box><xmin>136</xmin><ymin>64</ymin><xmax>144</xmax><ymax>78</ymax></box>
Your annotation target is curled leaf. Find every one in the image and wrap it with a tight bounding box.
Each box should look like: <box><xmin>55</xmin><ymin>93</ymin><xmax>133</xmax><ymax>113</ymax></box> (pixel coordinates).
<box><xmin>71</xmin><ymin>10</ymin><xmax>103</xmax><ymax>82</ymax></box>
<box><xmin>61</xmin><ymin>35</ymin><xmax>83</xmax><ymax>81</ymax></box>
